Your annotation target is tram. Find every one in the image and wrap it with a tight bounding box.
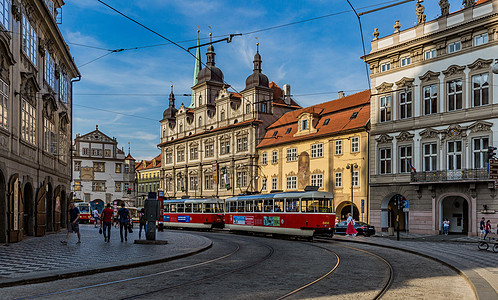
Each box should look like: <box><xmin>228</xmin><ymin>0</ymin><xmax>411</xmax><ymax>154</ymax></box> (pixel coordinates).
<box><xmin>224</xmin><ymin>191</ymin><xmax>335</xmax><ymax>237</ymax></box>
<box><xmin>75</xmin><ymin>202</ymin><xmax>92</xmax><ymax>223</ymax></box>
<box><xmin>162</xmin><ymin>198</ymin><xmax>224</xmax><ymax>230</ymax></box>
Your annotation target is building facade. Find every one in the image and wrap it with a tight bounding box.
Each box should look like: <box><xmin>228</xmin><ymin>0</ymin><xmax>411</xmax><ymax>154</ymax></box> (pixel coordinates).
<box><xmin>363</xmin><ymin>0</ymin><xmax>498</xmax><ymax>235</ymax></box>
<box><xmin>72</xmin><ymin>126</ymin><xmax>137</xmax><ymax>208</ymax></box>
<box><xmin>0</xmin><ymin>0</ymin><xmax>80</xmax><ymax>243</ymax></box>
<box><xmin>257</xmin><ymin>91</ymin><xmax>370</xmax><ymax>222</ymax></box>
<box><xmin>136</xmin><ymin>154</ymin><xmax>161</xmax><ymax>208</ymax></box>
<box><xmin>158</xmin><ymin>44</ymin><xmax>300</xmax><ymax>199</ymax></box>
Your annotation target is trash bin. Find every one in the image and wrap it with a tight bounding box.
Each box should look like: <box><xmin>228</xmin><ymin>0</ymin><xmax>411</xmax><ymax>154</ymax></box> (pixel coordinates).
<box><xmin>158</xmin><ymin>223</ymin><xmax>164</xmax><ymax>232</ymax></box>
<box><xmin>388</xmin><ymin>227</ymin><xmax>394</xmax><ymax>236</ymax></box>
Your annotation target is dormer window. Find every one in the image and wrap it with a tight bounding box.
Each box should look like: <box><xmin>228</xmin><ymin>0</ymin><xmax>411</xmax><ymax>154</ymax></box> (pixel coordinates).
<box><xmin>261</xmin><ymin>103</ymin><xmax>267</xmax><ymax>113</ymax></box>
<box><xmin>474</xmin><ymin>34</ymin><xmax>488</xmax><ymax>46</ymax></box>
<box><xmin>272</xmin><ymin>131</ymin><xmax>278</xmax><ymax>137</ymax></box>
<box><xmin>380</xmin><ymin>62</ymin><xmax>391</xmax><ymax>72</ymax></box>
<box><xmin>448</xmin><ymin>41</ymin><xmax>461</xmax><ymax>54</ymax></box>
<box><xmin>286</xmin><ymin>128</ymin><xmax>291</xmax><ymax>134</ymax></box>
<box><xmin>323</xmin><ymin>119</ymin><xmax>330</xmax><ymax>125</ymax></box>
<box><xmin>301</xmin><ymin>119</ymin><xmax>308</xmax><ymax>130</ymax></box>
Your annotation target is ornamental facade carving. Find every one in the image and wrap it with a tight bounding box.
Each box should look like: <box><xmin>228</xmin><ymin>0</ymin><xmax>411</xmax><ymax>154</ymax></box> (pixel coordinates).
<box><xmin>442</xmin><ymin>64</ymin><xmax>465</xmax><ymax>76</ymax></box>
<box><xmin>375</xmin><ymin>82</ymin><xmax>394</xmax><ymax>93</ymax></box>
<box><xmin>419</xmin><ymin>70</ymin><xmax>440</xmax><ymax>82</ymax></box>
<box><xmin>441</xmin><ymin>124</ymin><xmax>467</xmax><ymax>141</ymax></box>
<box><xmin>467</xmin><ymin>58</ymin><xmax>493</xmax><ymax>71</ymax></box>
<box><xmin>395</xmin><ymin>77</ymin><xmax>414</xmax><ymax>88</ymax></box>
<box><xmin>375</xmin><ymin>134</ymin><xmax>393</xmax><ymax>144</ymax></box>
<box><xmin>396</xmin><ymin>131</ymin><xmax>414</xmax><ymax>142</ymax></box>
<box><xmin>468</xmin><ymin>120</ymin><xmax>493</xmax><ymax>133</ymax></box>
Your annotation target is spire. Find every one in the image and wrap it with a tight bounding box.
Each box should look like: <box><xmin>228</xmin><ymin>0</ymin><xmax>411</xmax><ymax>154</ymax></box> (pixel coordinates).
<box><xmin>206</xmin><ymin>32</ymin><xmax>216</xmax><ymax>67</ymax></box>
<box><xmin>169</xmin><ymin>83</ymin><xmax>175</xmax><ymax>108</ymax></box>
<box><xmin>253</xmin><ymin>42</ymin><xmax>262</xmax><ymax>72</ymax></box>
<box><xmin>189</xmin><ymin>30</ymin><xmax>201</xmax><ymax>108</ymax></box>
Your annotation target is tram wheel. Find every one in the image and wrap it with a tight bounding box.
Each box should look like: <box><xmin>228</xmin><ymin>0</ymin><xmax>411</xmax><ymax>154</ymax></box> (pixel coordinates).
<box><xmin>478</xmin><ymin>241</ymin><xmax>489</xmax><ymax>250</ymax></box>
<box><xmin>493</xmin><ymin>244</ymin><xmax>498</xmax><ymax>253</ymax></box>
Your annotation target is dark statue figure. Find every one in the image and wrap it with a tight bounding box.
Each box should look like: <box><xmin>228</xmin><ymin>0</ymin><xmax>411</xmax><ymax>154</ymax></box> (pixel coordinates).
<box><xmin>462</xmin><ymin>0</ymin><xmax>475</xmax><ymax>8</ymax></box>
<box><xmin>439</xmin><ymin>0</ymin><xmax>450</xmax><ymax>16</ymax></box>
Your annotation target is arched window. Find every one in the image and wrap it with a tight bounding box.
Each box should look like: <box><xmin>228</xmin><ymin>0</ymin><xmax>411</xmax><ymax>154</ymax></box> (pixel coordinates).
<box><xmin>179</xmin><ymin>123</ymin><xmax>183</xmax><ymax>132</ymax></box>
<box><xmin>198</xmin><ymin>95</ymin><xmax>202</xmax><ymax>106</ymax></box>
<box><xmin>246</xmin><ymin>103</ymin><xmax>251</xmax><ymax>114</ymax></box>
<box><xmin>199</xmin><ymin>116</ymin><xmax>202</xmax><ymax>127</ymax></box>
<box><xmin>220</xmin><ymin>111</ymin><xmax>225</xmax><ymax>121</ymax></box>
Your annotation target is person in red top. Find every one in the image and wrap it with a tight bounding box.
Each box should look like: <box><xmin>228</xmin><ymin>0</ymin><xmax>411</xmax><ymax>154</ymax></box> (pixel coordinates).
<box><xmin>101</xmin><ymin>203</ymin><xmax>114</xmax><ymax>242</ymax></box>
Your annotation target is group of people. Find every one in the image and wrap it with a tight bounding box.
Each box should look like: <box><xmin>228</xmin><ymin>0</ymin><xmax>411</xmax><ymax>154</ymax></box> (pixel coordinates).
<box><xmin>61</xmin><ymin>202</ymin><xmax>148</xmax><ymax>245</ymax></box>
<box><xmin>480</xmin><ymin>217</ymin><xmax>496</xmax><ymax>240</ymax></box>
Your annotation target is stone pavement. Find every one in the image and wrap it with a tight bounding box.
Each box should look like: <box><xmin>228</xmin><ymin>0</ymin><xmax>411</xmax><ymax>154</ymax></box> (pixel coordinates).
<box><xmin>0</xmin><ymin>225</ymin><xmax>212</xmax><ymax>287</ymax></box>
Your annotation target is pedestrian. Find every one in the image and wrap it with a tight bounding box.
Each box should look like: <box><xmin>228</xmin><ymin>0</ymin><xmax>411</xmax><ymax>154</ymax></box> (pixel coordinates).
<box><xmin>92</xmin><ymin>207</ymin><xmax>100</xmax><ymax>228</ymax></box>
<box><xmin>443</xmin><ymin>218</ymin><xmax>450</xmax><ymax>236</ymax></box>
<box><xmin>117</xmin><ymin>203</ymin><xmax>131</xmax><ymax>242</ymax></box>
<box><xmin>139</xmin><ymin>208</ymin><xmax>147</xmax><ymax>239</ymax></box>
<box><xmin>101</xmin><ymin>203</ymin><xmax>114</xmax><ymax>242</ymax></box>
<box><xmin>61</xmin><ymin>202</ymin><xmax>81</xmax><ymax>245</ymax></box>
<box><xmin>479</xmin><ymin>217</ymin><xmax>486</xmax><ymax>239</ymax></box>
<box><xmin>483</xmin><ymin>220</ymin><xmax>491</xmax><ymax>240</ymax></box>
<box><xmin>345</xmin><ymin>213</ymin><xmax>357</xmax><ymax>237</ymax></box>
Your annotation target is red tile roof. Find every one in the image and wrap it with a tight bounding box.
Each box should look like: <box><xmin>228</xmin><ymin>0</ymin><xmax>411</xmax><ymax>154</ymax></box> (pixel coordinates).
<box><xmin>257</xmin><ymin>90</ymin><xmax>370</xmax><ymax>148</ymax></box>
<box><xmin>125</xmin><ymin>154</ymin><xmax>135</xmax><ymax>160</ymax></box>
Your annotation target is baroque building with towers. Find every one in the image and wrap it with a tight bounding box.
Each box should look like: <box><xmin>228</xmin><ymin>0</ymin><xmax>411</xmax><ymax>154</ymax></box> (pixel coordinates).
<box><xmin>158</xmin><ymin>42</ymin><xmax>300</xmax><ymax>199</ymax></box>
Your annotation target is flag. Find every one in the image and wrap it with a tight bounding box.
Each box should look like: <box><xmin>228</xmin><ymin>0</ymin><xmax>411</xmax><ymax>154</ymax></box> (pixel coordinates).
<box><xmin>408</xmin><ymin>160</ymin><xmax>417</xmax><ymax>174</ymax></box>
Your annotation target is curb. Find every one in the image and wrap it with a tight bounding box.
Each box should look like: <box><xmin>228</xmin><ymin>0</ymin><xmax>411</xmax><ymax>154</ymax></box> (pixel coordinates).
<box><xmin>0</xmin><ymin>240</ymin><xmax>213</xmax><ymax>288</ymax></box>
<box><xmin>327</xmin><ymin>237</ymin><xmax>497</xmax><ymax>300</ymax></box>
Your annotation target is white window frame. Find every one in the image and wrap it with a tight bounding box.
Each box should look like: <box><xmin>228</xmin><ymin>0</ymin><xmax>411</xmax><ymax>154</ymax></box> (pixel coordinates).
<box><xmin>425</xmin><ymin>48</ymin><xmax>436</xmax><ymax>60</ymax></box>
<box><xmin>335</xmin><ymin>172</ymin><xmax>342</xmax><ymax>187</ymax></box>
<box><xmin>380</xmin><ymin>62</ymin><xmax>391</xmax><ymax>72</ymax></box>
<box><xmin>351</xmin><ymin>137</ymin><xmax>359</xmax><ymax>153</ymax></box>
<box><xmin>352</xmin><ymin>171</ymin><xmax>359</xmax><ymax>187</ymax></box>
<box><xmin>287</xmin><ymin>148</ymin><xmax>297</xmax><ymax>162</ymax></box>
<box><xmin>311</xmin><ymin>143</ymin><xmax>323</xmax><ymax>158</ymax></box>
<box><xmin>447</xmin><ymin>79</ymin><xmax>463</xmax><ymax>111</ymax></box>
<box><xmin>311</xmin><ymin>174</ymin><xmax>323</xmax><ymax>188</ymax></box>
<box><xmin>272</xmin><ymin>150</ymin><xmax>278</xmax><ymax>164</ymax></box>
<box><xmin>271</xmin><ymin>177</ymin><xmax>277</xmax><ymax>190</ymax></box>
<box><xmin>474</xmin><ymin>33</ymin><xmax>488</xmax><ymax>46</ymax></box>
<box><xmin>189</xmin><ymin>176</ymin><xmax>198</xmax><ymax>191</ymax></box>
<box><xmin>472</xmin><ymin>73</ymin><xmax>489</xmax><ymax>107</ymax></box>
<box><xmin>447</xmin><ymin>41</ymin><xmax>461</xmax><ymax>54</ymax></box>
<box><xmin>22</xmin><ymin>14</ymin><xmax>37</xmax><ymax>65</ymax></box>
<box><xmin>286</xmin><ymin>176</ymin><xmax>297</xmax><ymax>190</ymax></box>
<box><xmin>472</xmin><ymin>137</ymin><xmax>489</xmax><ymax>169</ymax></box>
<box><xmin>399</xmin><ymin>145</ymin><xmax>413</xmax><ymax>173</ymax></box>
<box><xmin>447</xmin><ymin>141</ymin><xmax>462</xmax><ymax>171</ymax></box>
<box><xmin>261</xmin><ymin>178</ymin><xmax>267</xmax><ymax>191</ymax></box>
<box><xmin>262</xmin><ymin>152</ymin><xmax>267</xmax><ymax>165</ymax></box>
<box><xmin>204</xmin><ymin>174</ymin><xmax>213</xmax><ymax>190</ymax></box>
<box><xmin>399</xmin><ymin>90</ymin><xmax>412</xmax><ymax>119</ymax></box>
<box><xmin>301</xmin><ymin>119</ymin><xmax>308</xmax><ymax>130</ymax></box>
<box><xmin>379</xmin><ymin>96</ymin><xmax>391</xmax><ymax>122</ymax></box>
<box><xmin>177</xmin><ymin>149</ymin><xmax>185</xmax><ymax>162</ymax></box>
<box><xmin>379</xmin><ymin>148</ymin><xmax>392</xmax><ymax>175</ymax></box>
<box><xmin>423</xmin><ymin>143</ymin><xmax>438</xmax><ymax>172</ymax></box>
<box><xmin>423</xmin><ymin>84</ymin><xmax>438</xmax><ymax>115</ymax></box>
<box><xmin>400</xmin><ymin>56</ymin><xmax>411</xmax><ymax>66</ymax></box>
<box><xmin>335</xmin><ymin>140</ymin><xmax>342</xmax><ymax>155</ymax></box>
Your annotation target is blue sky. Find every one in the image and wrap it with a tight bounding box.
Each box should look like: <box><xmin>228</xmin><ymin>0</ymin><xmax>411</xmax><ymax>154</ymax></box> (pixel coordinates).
<box><xmin>61</xmin><ymin>0</ymin><xmax>464</xmax><ymax>161</ymax></box>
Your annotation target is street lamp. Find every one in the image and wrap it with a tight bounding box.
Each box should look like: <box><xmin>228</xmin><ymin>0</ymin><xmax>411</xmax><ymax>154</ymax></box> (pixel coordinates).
<box><xmin>346</xmin><ymin>163</ymin><xmax>358</xmax><ymax>219</ymax></box>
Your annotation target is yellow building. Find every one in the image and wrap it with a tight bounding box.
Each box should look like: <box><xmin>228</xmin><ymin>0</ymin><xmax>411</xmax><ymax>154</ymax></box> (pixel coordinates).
<box><xmin>136</xmin><ymin>154</ymin><xmax>161</xmax><ymax>207</ymax></box>
<box><xmin>257</xmin><ymin>91</ymin><xmax>370</xmax><ymax>222</ymax></box>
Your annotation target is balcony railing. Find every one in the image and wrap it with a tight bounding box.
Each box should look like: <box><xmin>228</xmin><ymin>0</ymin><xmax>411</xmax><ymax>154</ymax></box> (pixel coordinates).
<box><xmin>411</xmin><ymin>168</ymin><xmax>489</xmax><ymax>183</ymax></box>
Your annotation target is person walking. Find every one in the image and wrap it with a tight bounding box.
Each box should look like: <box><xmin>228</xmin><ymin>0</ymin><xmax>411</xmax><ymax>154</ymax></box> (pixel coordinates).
<box><xmin>479</xmin><ymin>217</ymin><xmax>486</xmax><ymax>239</ymax></box>
<box><xmin>138</xmin><ymin>208</ymin><xmax>147</xmax><ymax>239</ymax></box>
<box><xmin>92</xmin><ymin>207</ymin><xmax>100</xmax><ymax>228</ymax></box>
<box><xmin>346</xmin><ymin>213</ymin><xmax>357</xmax><ymax>237</ymax></box>
<box><xmin>443</xmin><ymin>218</ymin><xmax>450</xmax><ymax>236</ymax></box>
<box><xmin>117</xmin><ymin>203</ymin><xmax>131</xmax><ymax>242</ymax></box>
<box><xmin>483</xmin><ymin>220</ymin><xmax>492</xmax><ymax>240</ymax></box>
<box><xmin>61</xmin><ymin>202</ymin><xmax>81</xmax><ymax>245</ymax></box>
<box><xmin>101</xmin><ymin>203</ymin><xmax>114</xmax><ymax>242</ymax></box>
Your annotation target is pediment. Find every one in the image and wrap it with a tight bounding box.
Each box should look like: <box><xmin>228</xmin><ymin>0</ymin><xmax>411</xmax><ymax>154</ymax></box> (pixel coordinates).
<box><xmin>204</xmin><ymin>137</ymin><xmax>214</xmax><ymax>144</ymax></box>
<box><xmin>467</xmin><ymin>58</ymin><xmax>493</xmax><ymax>71</ymax></box>
<box><xmin>375</xmin><ymin>82</ymin><xmax>394</xmax><ymax>93</ymax></box>
<box><xmin>43</xmin><ymin>94</ymin><xmax>58</xmax><ymax>120</ymax></box>
<box><xmin>468</xmin><ymin>120</ymin><xmax>493</xmax><ymax>133</ymax></box>
<box><xmin>395</xmin><ymin>77</ymin><xmax>415</xmax><ymax>88</ymax></box>
<box><xmin>419</xmin><ymin>70</ymin><xmax>440</xmax><ymax>82</ymax></box>
<box><xmin>375</xmin><ymin>134</ymin><xmax>393</xmax><ymax>144</ymax></box>
<box><xmin>442</xmin><ymin>64</ymin><xmax>465</xmax><ymax>76</ymax></box>
<box><xmin>311</xmin><ymin>169</ymin><xmax>323</xmax><ymax>175</ymax></box>
<box><xmin>419</xmin><ymin>128</ymin><xmax>439</xmax><ymax>139</ymax></box>
<box><xmin>20</xmin><ymin>72</ymin><xmax>41</xmax><ymax>105</ymax></box>
<box><xmin>59</xmin><ymin>112</ymin><xmax>69</xmax><ymax>130</ymax></box>
<box><xmin>396</xmin><ymin>131</ymin><xmax>414</xmax><ymax>142</ymax></box>
<box><xmin>80</xmin><ymin>130</ymin><xmax>115</xmax><ymax>143</ymax></box>
<box><xmin>442</xmin><ymin>124</ymin><xmax>467</xmax><ymax>140</ymax></box>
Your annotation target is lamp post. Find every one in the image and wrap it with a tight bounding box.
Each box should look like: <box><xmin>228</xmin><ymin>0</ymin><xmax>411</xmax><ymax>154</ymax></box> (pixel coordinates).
<box><xmin>346</xmin><ymin>163</ymin><xmax>358</xmax><ymax>219</ymax></box>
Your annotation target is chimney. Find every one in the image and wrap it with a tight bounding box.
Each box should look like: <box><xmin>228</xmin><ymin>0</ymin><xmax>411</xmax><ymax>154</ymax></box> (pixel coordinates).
<box><xmin>283</xmin><ymin>84</ymin><xmax>291</xmax><ymax>105</ymax></box>
<box><xmin>338</xmin><ymin>91</ymin><xmax>345</xmax><ymax>98</ymax></box>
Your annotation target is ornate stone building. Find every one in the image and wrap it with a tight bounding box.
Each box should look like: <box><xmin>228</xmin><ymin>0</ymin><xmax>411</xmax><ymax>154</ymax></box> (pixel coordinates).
<box><xmin>136</xmin><ymin>154</ymin><xmax>161</xmax><ymax>208</ymax></box>
<box><xmin>0</xmin><ymin>0</ymin><xmax>80</xmax><ymax>243</ymax></box>
<box><xmin>363</xmin><ymin>0</ymin><xmax>498</xmax><ymax>235</ymax></box>
<box><xmin>158</xmin><ymin>44</ymin><xmax>300</xmax><ymax>199</ymax></box>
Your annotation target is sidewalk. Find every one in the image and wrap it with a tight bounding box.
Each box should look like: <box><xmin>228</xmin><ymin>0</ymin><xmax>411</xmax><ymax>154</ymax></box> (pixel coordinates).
<box><xmin>0</xmin><ymin>225</ymin><xmax>212</xmax><ymax>287</ymax></box>
<box><xmin>373</xmin><ymin>231</ymin><xmax>483</xmax><ymax>243</ymax></box>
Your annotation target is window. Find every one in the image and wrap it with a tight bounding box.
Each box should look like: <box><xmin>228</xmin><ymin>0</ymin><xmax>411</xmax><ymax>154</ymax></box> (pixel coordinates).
<box><xmin>0</xmin><ymin>79</ymin><xmax>7</xmax><ymax>129</ymax></box>
<box><xmin>301</xmin><ymin>119</ymin><xmax>308</xmax><ymax>130</ymax></box>
<box><xmin>472</xmin><ymin>73</ymin><xmax>489</xmax><ymax>107</ymax></box>
<box><xmin>447</xmin><ymin>141</ymin><xmax>462</xmax><ymax>170</ymax></box>
<box><xmin>401</xmin><ymin>56</ymin><xmax>411</xmax><ymax>66</ymax></box>
<box><xmin>335</xmin><ymin>172</ymin><xmax>342</xmax><ymax>187</ymax></box>
<box><xmin>44</xmin><ymin>51</ymin><xmax>55</xmax><ymax>90</ymax></box>
<box><xmin>220</xmin><ymin>111</ymin><xmax>225</xmax><ymax>121</ymax></box>
<box><xmin>474</xmin><ymin>33</ymin><xmax>488</xmax><ymax>46</ymax></box>
<box><xmin>59</xmin><ymin>73</ymin><xmax>69</xmax><ymax>103</ymax></box>
<box><xmin>177</xmin><ymin>149</ymin><xmax>185</xmax><ymax>162</ymax></box>
<box><xmin>352</xmin><ymin>171</ymin><xmax>359</xmax><ymax>187</ymax></box>
<box><xmin>82</xmin><ymin>148</ymin><xmax>89</xmax><ymax>155</ymax></box>
<box><xmin>177</xmin><ymin>176</ymin><xmax>184</xmax><ymax>192</ymax></box>
<box><xmin>351</xmin><ymin>137</ymin><xmax>359</xmax><ymax>153</ymax></box>
<box><xmin>473</xmin><ymin>137</ymin><xmax>489</xmax><ymax>169</ymax></box>
<box><xmin>423</xmin><ymin>84</ymin><xmax>438</xmax><ymax>115</ymax></box>
<box><xmin>272</xmin><ymin>131</ymin><xmax>278</xmax><ymax>137</ymax></box>
<box><xmin>190</xmin><ymin>147</ymin><xmax>198</xmax><ymax>160</ymax></box>
<box><xmin>189</xmin><ymin>176</ymin><xmax>198</xmax><ymax>191</ymax></box>
<box><xmin>21</xmin><ymin>99</ymin><xmax>36</xmax><ymax>145</ymax></box>
<box><xmin>262</xmin><ymin>152</ymin><xmax>267</xmax><ymax>165</ymax></box>
<box><xmin>311</xmin><ymin>174</ymin><xmax>323</xmax><ymax>188</ymax></box>
<box><xmin>262</xmin><ymin>178</ymin><xmax>267</xmax><ymax>191</ymax></box>
<box><xmin>74</xmin><ymin>181</ymin><xmax>81</xmax><ymax>191</ymax></box>
<box><xmin>43</xmin><ymin>118</ymin><xmax>56</xmax><ymax>154</ymax></box>
<box><xmin>115</xmin><ymin>163</ymin><xmax>122</xmax><ymax>173</ymax></box>
<box><xmin>198</xmin><ymin>116</ymin><xmax>202</xmax><ymax>127</ymax></box>
<box><xmin>335</xmin><ymin>140</ymin><xmax>342</xmax><ymax>155</ymax></box>
<box><xmin>124</xmin><ymin>164</ymin><xmax>130</xmax><ymax>173</ymax></box>
<box><xmin>380</xmin><ymin>62</ymin><xmax>391</xmax><ymax>72</ymax></box>
<box><xmin>220</xmin><ymin>140</ymin><xmax>230</xmax><ymax>155</ymax></box>
<box><xmin>246</xmin><ymin>103</ymin><xmax>251</xmax><ymax>113</ymax></box>
<box><xmin>287</xmin><ymin>148</ymin><xmax>297</xmax><ymax>162</ymax></box>
<box><xmin>311</xmin><ymin>143</ymin><xmax>323</xmax><ymax>158</ymax></box>
<box><xmin>115</xmin><ymin>182</ymin><xmax>122</xmax><ymax>192</ymax></box>
<box><xmin>205</xmin><ymin>144</ymin><xmax>214</xmax><ymax>157</ymax></box>
<box><xmin>323</xmin><ymin>119</ymin><xmax>330</xmax><ymax>125</ymax></box>
<box><xmin>92</xmin><ymin>148</ymin><xmax>102</xmax><ymax>156</ymax></box>
<box><xmin>205</xmin><ymin>174</ymin><xmax>213</xmax><ymax>190</ymax></box>
<box><xmin>272</xmin><ymin>151</ymin><xmax>278</xmax><ymax>164</ymax></box>
<box><xmin>271</xmin><ymin>178</ymin><xmax>277</xmax><ymax>190</ymax></box>
<box><xmin>0</xmin><ymin>0</ymin><xmax>9</xmax><ymax>30</ymax></box>
<box><xmin>105</xmin><ymin>149</ymin><xmax>111</xmax><ymax>157</ymax></box>
<box><xmin>92</xmin><ymin>181</ymin><xmax>105</xmax><ymax>192</ymax></box>
<box><xmin>93</xmin><ymin>162</ymin><xmax>105</xmax><ymax>172</ymax></box>
<box><xmin>59</xmin><ymin>129</ymin><xmax>68</xmax><ymax>162</ymax></box>
<box><xmin>22</xmin><ymin>15</ymin><xmax>37</xmax><ymax>65</ymax></box>
<box><xmin>423</xmin><ymin>143</ymin><xmax>438</xmax><ymax>171</ymax></box>
<box><xmin>379</xmin><ymin>96</ymin><xmax>391</xmax><ymax>122</ymax></box>
<box><xmin>74</xmin><ymin>161</ymin><xmax>81</xmax><ymax>171</ymax></box>
<box><xmin>399</xmin><ymin>90</ymin><xmax>412</xmax><ymax>119</ymax></box>
<box><xmin>45</xmin><ymin>0</ymin><xmax>55</xmax><ymax>16</ymax></box>
<box><xmin>236</xmin><ymin>171</ymin><xmax>248</xmax><ymax>187</ymax></box>
<box><xmin>261</xmin><ymin>103</ymin><xmax>267</xmax><ymax>113</ymax></box>
<box><xmin>166</xmin><ymin>152</ymin><xmax>173</xmax><ymax>164</ymax></box>
<box><xmin>286</xmin><ymin>128</ymin><xmax>292</xmax><ymax>134</ymax></box>
<box><xmin>399</xmin><ymin>145</ymin><xmax>413</xmax><ymax>173</ymax></box>
<box><xmin>425</xmin><ymin>49</ymin><xmax>436</xmax><ymax>60</ymax></box>
<box><xmin>447</xmin><ymin>79</ymin><xmax>463</xmax><ymax>111</ymax></box>
<box><xmin>448</xmin><ymin>41</ymin><xmax>461</xmax><ymax>54</ymax></box>
<box><xmin>379</xmin><ymin>148</ymin><xmax>392</xmax><ymax>174</ymax></box>
<box><xmin>286</xmin><ymin>176</ymin><xmax>297</xmax><ymax>189</ymax></box>
<box><xmin>237</xmin><ymin>137</ymin><xmax>248</xmax><ymax>152</ymax></box>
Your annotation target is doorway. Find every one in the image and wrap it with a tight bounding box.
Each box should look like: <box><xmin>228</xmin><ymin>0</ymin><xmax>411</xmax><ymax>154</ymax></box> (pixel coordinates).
<box><xmin>387</xmin><ymin>194</ymin><xmax>409</xmax><ymax>231</ymax></box>
<box><xmin>440</xmin><ymin>196</ymin><xmax>468</xmax><ymax>234</ymax></box>
<box><xmin>23</xmin><ymin>183</ymin><xmax>34</xmax><ymax>236</ymax></box>
<box><xmin>339</xmin><ymin>203</ymin><xmax>359</xmax><ymax>221</ymax></box>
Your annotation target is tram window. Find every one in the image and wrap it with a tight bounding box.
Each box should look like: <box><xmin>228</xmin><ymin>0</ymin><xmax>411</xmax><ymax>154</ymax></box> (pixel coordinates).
<box><xmin>193</xmin><ymin>203</ymin><xmax>201</xmax><ymax>213</ymax></box>
<box><xmin>171</xmin><ymin>204</ymin><xmax>177</xmax><ymax>213</ymax></box>
<box><xmin>318</xmin><ymin>198</ymin><xmax>332</xmax><ymax>213</ymax></box>
<box><xmin>254</xmin><ymin>200</ymin><xmax>263</xmax><ymax>212</ymax></box>
<box><xmin>229</xmin><ymin>201</ymin><xmax>237</xmax><ymax>213</ymax></box>
<box><xmin>301</xmin><ymin>198</ymin><xmax>316</xmax><ymax>213</ymax></box>
<box><xmin>185</xmin><ymin>203</ymin><xmax>192</xmax><ymax>213</ymax></box>
<box><xmin>214</xmin><ymin>203</ymin><xmax>223</xmax><ymax>213</ymax></box>
<box><xmin>245</xmin><ymin>200</ymin><xmax>253</xmax><ymax>212</ymax></box>
<box><xmin>204</xmin><ymin>203</ymin><xmax>212</xmax><ymax>213</ymax></box>
<box><xmin>177</xmin><ymin>203</ymin><xmax>185</xmax><ymax>213</ymax></box>
<box><xmin>238</xmin><ymin>201</ymin><xmax>245</xmax><ymax>212</ymax></box>
<box><xmin>164</xmin><ymin>204</ymin><xmax>170</xmax><ymax>213</ymax></box>
<box><xmin>264</xmin><ymin>200</ymin><xmax>273</xmax><ymax>212</ymax></box>
<box><xmin>274</xmin><ymin>199</ymin><xmax>284</xmax><ymax>212</ymax></box>
<box><xmin>285</xmin><ymin>198</ymin><xmax>299</xmax><ymax>212</ymax></box>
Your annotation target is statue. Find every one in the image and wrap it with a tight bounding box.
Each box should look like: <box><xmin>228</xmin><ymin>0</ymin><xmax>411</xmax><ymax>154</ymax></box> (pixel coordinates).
<box><xmin>373</xmin><ymin>28</ymin><xmax>379</xmax><ymax>40</ymax></box>
<box><xmin>394</xmin><ymin>20</ymin><xmax>401</xmax><ymax>33</ymax></box>
<box><xmin>462</xmin><ymin>0</ymin><xmax>475</xmax><ymax>8</ymax></box>
<box><xmin>416</xmin><ymin>2</ymin><xmax>426</xmax><ymax>25</ymax></box>
<box><xmin>439</xmin><ymin>0</ymin><xmax>450</xmax><ymax>16</ymax></box>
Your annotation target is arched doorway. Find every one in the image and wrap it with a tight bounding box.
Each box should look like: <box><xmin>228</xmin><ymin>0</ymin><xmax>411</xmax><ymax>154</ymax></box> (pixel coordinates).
<box><xmin>23</xmin><ymin>182</ymin><xmax>34</xmax><ymax>236</ymax></box>
<box><xmin>8</xmin><ymin>174</ymin><xmax>23</xmax><ymax>242</ymax></box>
<box><xmin>387</xmin><ymin>194</ymin><xmax>409</xmax><ymax>231</ymax></box>
<box><xmin>91</xmin><ymin>199</ymin><xmax>104</xmax><ymax>212</ymax></box>
<box><xmin>35</xmin><ymin>184</ymin><xmax>47</xmax><ymax>237</ymax></box>
<box><xmin>0</xmin><ymin>170</ymin><xmax>6</xmax><ymax>243</ymax></box>
<box><xmin>440</xmin><ymin>196</ymin><xmax>468</xmax><ymax>234</ymax></box>
<box><xmin>46</xmin><ymin>183</ymin><xmax>53</xmax><ymax>232</ymax></box>
<box><xmin>337</xmin><ymin>201</ymin><xmax>360</xmax><ymax>221</ymax></box>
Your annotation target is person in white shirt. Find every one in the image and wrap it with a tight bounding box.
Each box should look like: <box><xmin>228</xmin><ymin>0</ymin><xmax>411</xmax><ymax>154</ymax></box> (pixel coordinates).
<box><xmin>443</xmin><ymin>218</ymin><xmax>450</xmax><ymax>236</ymax></box>
<box><xmin>93</xmin><ymin>208</ymin><xmax>100</xmax><ymax>228</ymax></box>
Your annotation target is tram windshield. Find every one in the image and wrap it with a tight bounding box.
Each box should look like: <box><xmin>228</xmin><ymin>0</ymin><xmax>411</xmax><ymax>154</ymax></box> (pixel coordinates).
<box><xmin>76</xmin><ymin>204</ymin><xmax>90</xmax><ymax>213</ymax></box>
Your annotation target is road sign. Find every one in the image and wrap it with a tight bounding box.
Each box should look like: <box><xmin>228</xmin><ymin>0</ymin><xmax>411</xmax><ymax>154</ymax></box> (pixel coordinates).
<box><xmin>361</xmin><ymin>199</ymin><xmax>365</xmax><ymax>213</ymax></box>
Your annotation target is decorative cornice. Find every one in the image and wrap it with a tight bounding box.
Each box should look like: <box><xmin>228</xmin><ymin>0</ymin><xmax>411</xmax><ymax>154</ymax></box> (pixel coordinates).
<box><xmin>375</xmin><ymin>82</ymin><xmax>394</xmax><ymax>93</ymax></box>
<box><xmin>419</xmin><ymin>70</ymin><xmax>440</xmax><ymax>82</ymax></box>
<box><xmin>442</xmin><ymin>64</ymin><xmax>465</xmax><ymax>76</ymax></box>
<box><xmin>376</xmin><ymin>134</ymin><xmax>393</xmax><ymax>144</ymax></box>
<box><xmin>395</xmin><ymin>77</ymin><xmax>415</xmax><ymax>88</ymax></box>
<box><xmin>468</xmin><ymin>120</ymin><xmax>493</xmax><ymax>133</ymax></box>
<box><xmin>396</xmin><ymin>131</ymin><xmax>414</xmax><ymax>142</ymax></box>
<box><xmin>467</xmin><ymin>58</ymin><xmax>493</xmax><ymax>71</ymax></box>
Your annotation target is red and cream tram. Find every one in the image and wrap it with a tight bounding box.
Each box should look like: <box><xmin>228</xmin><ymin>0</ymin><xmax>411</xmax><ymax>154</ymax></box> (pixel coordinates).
<box><xmin>224</xmin><ymin>191</ymin><xmax>335</xmax><ymax>237</ymax></box>
<box><xmin>163</xmin><ymin>198</ymin><xmax>224</xmax><ymax>230</ymax></box>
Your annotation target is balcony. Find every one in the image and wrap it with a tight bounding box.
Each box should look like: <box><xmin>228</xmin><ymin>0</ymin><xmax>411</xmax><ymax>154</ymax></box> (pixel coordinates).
<box><xmin>411</xmin><ymin>169</ymin><xmax>489</xmax><ymax>183</ymax></box>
